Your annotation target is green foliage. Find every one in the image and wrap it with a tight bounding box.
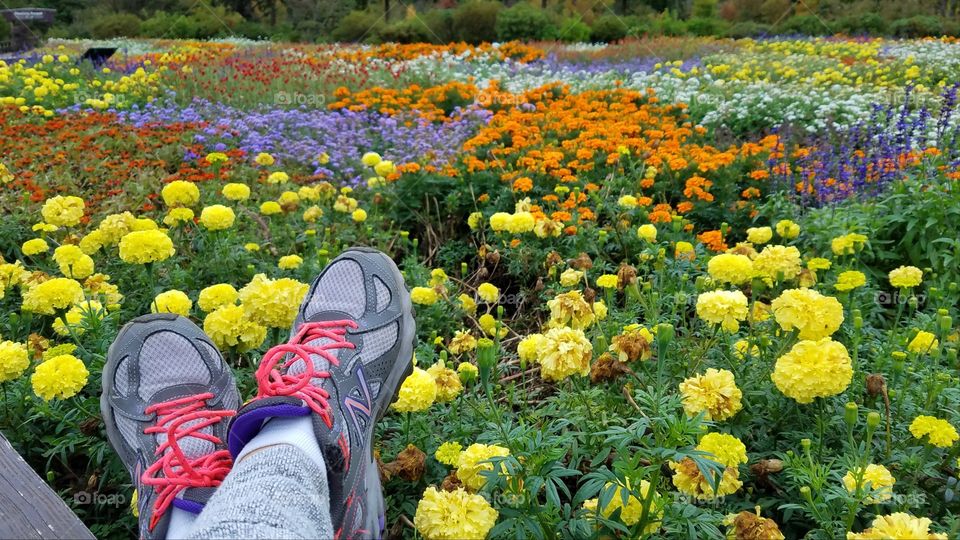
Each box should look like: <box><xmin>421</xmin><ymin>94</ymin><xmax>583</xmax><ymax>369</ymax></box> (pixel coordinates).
<box><xmin>889</xmin><ymin>16</ymin><xmax>954</xmax><ymax>37</ymax></box>
<box><xmin>453</xmin><ymin>0</ymin><xmax>501</xmax><ymax>44</ymax></box>
<box><xmin>834</xmin><ymin>13</ymin><xmax>889</xmax><ymax>36</ymax></box>
<box><xmin>553</xmin><ymin>18</ymin><xmax>591</xmax><ymax>43</ymax></box>
<box><xmin>331</xmin><ymin>10</ymin><xmax>384</xmax><ymax>43</ymax></box>
<box><xmin>779</xmin><ymin>15</ymin><xmax>831</xmax><ymax>36</ymax></box>
<box><xmin>686</xmin><ymin>17</ymin><xmax>728</xmax><ymax>36</ymax></box>
<box><xmin>590</xmin><ymin>14</ymin><xmax>630</xmax><ymax>42</ymax></box>
<box><xmin>724</xmin><ymin>20</ymin><xmax>772</xmax><ymax>37</ymax></box>
<box><xmin>421</xmin><ymin>9</ymin><xmax>456</xmax><ymax>44</ymax></box>
<box><xmin>89</xmin><ymin>13</ymin><xmax>142</xmax><ymax>39</ymax></box>
<box><xmin>495</xmin><ymin>3</ymin><xmax>556</xmax><ymax>42</ymax></box>
<box><xmin>693</xmin><ymin>0</ymin><xmax>720</xmax><ymax>18</ymax></box>
<box><xmin>653</xmin><ymin>12</ymin><xmax>687</xmax><ymax>36</ymax></box>
<box><xmin>139</xmin><ymin>6</ymin><xmax>243</xmax><ymax>39</ymax></box>
<box><xmin>379</xmin><ymin>18</ymin><xmax>434</xmax><ymax>44</ymax></box>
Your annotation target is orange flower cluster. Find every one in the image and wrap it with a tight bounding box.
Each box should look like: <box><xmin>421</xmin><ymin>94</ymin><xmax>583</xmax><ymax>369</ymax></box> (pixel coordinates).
<box><xmin>328</xmin><ymin>81</ymin><xmax>479</xmax><ymax>121</ymax></box>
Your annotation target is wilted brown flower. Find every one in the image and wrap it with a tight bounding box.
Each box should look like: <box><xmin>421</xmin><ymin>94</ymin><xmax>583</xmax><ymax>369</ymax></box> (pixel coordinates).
<box><xmin>590</xmin><ymin>352</ymin><xmax>630</xmax><ymax>383</ymax></box>
<box><xmin>381</xmin><ymin>444</ymin><xmax>426</xmax><ymax>482</ymax></box>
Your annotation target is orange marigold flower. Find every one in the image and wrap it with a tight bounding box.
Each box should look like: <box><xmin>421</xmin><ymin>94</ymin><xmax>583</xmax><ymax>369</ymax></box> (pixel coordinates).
<box><xmin>698</xmin><ymin>230</ymin><xmax>728</xmax><ymax>252</ymax></box>
<box><xmin>513</xmin><ymin>177</ymin><xmax>533</xmax><ymax>192</ymax></box>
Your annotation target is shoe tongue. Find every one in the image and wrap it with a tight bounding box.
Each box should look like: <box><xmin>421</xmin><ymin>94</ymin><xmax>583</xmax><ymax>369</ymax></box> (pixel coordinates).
<box><xmin>149</xmin><ymin>385</ymin><xmax>217</xmax><ymax>461</ymax></box>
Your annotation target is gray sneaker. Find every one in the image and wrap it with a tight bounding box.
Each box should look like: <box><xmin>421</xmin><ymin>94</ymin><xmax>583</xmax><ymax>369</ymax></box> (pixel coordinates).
<box><xmin>228</xmin><ymin>247</ymin><xmax>416</xmax><ymax>540</ymax></box>
<box><xmin>101</xmin><ymin>313</ymin><xmax>240</xmax><ymax>539</ymax></box>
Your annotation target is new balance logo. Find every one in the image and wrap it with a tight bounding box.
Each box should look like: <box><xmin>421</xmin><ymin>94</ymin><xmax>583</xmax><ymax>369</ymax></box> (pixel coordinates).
<box><xmin>343</xmin><ymin>365</ymin><xmax>372</xmax><ymax>442</ymax></box>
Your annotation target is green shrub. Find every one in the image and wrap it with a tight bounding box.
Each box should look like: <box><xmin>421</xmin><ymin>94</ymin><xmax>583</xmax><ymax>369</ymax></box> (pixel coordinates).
<box><xmin>654</xmin><ymin>12</ymin><xmax>687</xmax><ymax>36</ymax></box>
<box><xmin>0</xmin><ymin>18</ymin><xmax>10</xmax><ymax>42</ymax></box>
<box><xmin>724</xmin><ymin>20</ymin><xmax>771</xmax><ymax>37</ymax></box>
<box><xmin>778</xmin><ymin>15</ymin><xmax>830</xmax><ymax>35</ymax></box>
<box><xmin>421</xmin><ymin>9</ymin><xmax>456</xmax><ymax>43</ymax></box>
<box><xmin>686</xmin><ymin>16</ymin><xmax>728</xmax><ymax>36</ymax></box>
<box><xmin>379</xmin><ymin>18</ymin><xmax>433</xmax><ymax>43</ymax></box>
<box><xmin>553</xmin><ymin>17</ymin><xmax>591</xmax><ymax>42</ymax></box>
<box><xmin>590</xmin><ymin>14</ymin><xmax>629</xmax><ymax>42</ymax></box>
<box><xmin>140</xmin><ymin>12</ymin><xmax>195</xmax><ymax>38</ymax></box>
<box><xmin>495</xmin><ymin>3</ymin><xmax>553</xmax><ymax>41</ymax></box>
<box><xmin>834</xmin><ymin>13</ymin><xmax>888</xmax><ymax>35</ymax></box>
<box><xmin>890</xmin><ymin>16</ymin><xmax>946</xmax><ymax>37</ymax></box>
<box><xmin>234</xmin><ymin>20</ymin><xmax>271</xmax><ymax>40</ymax></box>
<box><xmin>453</xmin><ymin>1</ymin><xmax>500</xmax><ymax>44</ymax></box>
<box><xmin>692</xmin><ymin>0</ymin><xmax>720</xmax><ymax>18</ymax></box>
<box><xmin>331</xmin><ymin>10</ymin><xmax>384</xmax><ymax>43</ymax></box>
<box><xmin>89</xmin><ymin>12</ymin><xmax>142</xmax><ymax>39</ymax></box>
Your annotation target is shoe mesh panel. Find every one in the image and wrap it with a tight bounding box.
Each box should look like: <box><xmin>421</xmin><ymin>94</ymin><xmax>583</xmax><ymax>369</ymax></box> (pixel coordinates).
<box><xmin>361</xmin><ymin>322</ymin><xmax>398</xmax><ymax>364</ymax></box>
<box><xmin>374</xmin><ymin>276</ymin><xmax>391</xmax><ymax>313</ymax></box>
<box><xmin>305</xmin><ymin>259</ymin><xmax>365</xmax><ymax>319</ymax></box>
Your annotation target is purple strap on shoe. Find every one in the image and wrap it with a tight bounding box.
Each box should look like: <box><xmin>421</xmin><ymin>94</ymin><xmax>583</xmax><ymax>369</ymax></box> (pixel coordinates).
<box><xmin>172</xmin><ymin>498</ymin><xmax>205</xmax><ymax>515</ymax></box>
<box><xmin>227</xmin><ymin>403</ymin><xmax>311</xmax><ymax>458</ymax></box>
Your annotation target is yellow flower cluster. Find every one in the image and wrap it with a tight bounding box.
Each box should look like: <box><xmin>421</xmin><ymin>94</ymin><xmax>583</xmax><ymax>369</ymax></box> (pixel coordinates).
<box><xmin>909</xmin><ymin>415</ymin><xmax>958</xmax><ymax>448</ymax></box>
<box><xmin>696</xmin><ymin>290</ymin><xmax>749</xmax><ymax>332</ymax></box>
<box><xmin>0</xmin><ymin>341</ymin><xmax>30</xmax><ymax>382</ymax></box>
<box><xmin>161</xmin><ymin>181</ymin><xmax>201</xmax><ymax>207</ymax></box>
<box><xmin>456</xmin><ymin>443</ymin><xmax>510</xmax><ymax>490</ymax></box>
<box><xmin>843</xmin><ymin>464</ymin><xmax>896</xmax><ymax>503</ymax></box>
<box><xmin>413</xmin><ymin>486</ymin><xmax>498</xmax><ymax>540</ymax></box>
<box><xmin>889</xmin><ymin>265</ymin><xmax>923</xmax><ymax>288</ymax></box>
<box><xmin>771</xmin><ymin>338</ymin><xmax>852</xmax><ymax>403</ymax></box>
<box><xmin>41</xmin><ymin>196</ymin><xmax>85</xmax><ymax>227</ymax></box>
<box><xmin>847</xmin><ymin>513</ymin><xmax>947</xmax><ymax>540</ymax></box>
<box><xmin>771</xmin><ymin>288</ymin><xmax>843</xmax><ymax>340</ymax></box>
<box><xmin>671</xmin><ymin>433</ymin><xmax>747</xmax><ymax>500</ymax></box>
<box><xmin>31</xmin><ymin>354</ymin><xmax>89</xmax><ymax>400</ymax></box>
<box><xmin>546</xmin><ymin>290</ymin><xmax>595</xmax><ymax>329</ymax></box>
<box><xmin>21</xmin><ymin>277</ymin><xmax>84</xmax><ymax>315</ymax></box>
<box><xmin>392</xmin><ymin>366</ymin><xmax>437</xmax><ymax>412</ymax></box>
<box><xmin>151</xmin><ymin>290</ymin><xmax>192</xmax><ymax>317</ymax></box>
<box><xmin>118</xmin><ymin>230</ymin><xmax>175</xmax><ymax>264</ymax></box>
<box><xmin>435</xmin><ymin>441</ymin><xmax>463</xmax><ymax>466</ymax></box>
<box><xmin>752</xmin><ymin>245</ymin><xmax>802</xmax><ymax>282</ymax></box>
<box><xmin>679</xmin><ymin>368</ymin><xmax>743</xmax><ymax>421</ymax></box>
<box><xmin>582</xmin><ymin>480</ymin><xmax>662</xmax><ymax>533</ymax></box>
<box><xmin>203</xmin><ymin>304</ymin><xmax>267</xmax><ymax>352</ymax></box>
<box><xmin>238</xmin><ymin>274</ymin><xmax>308</xmax><ymax>328</ymax></box>
<box><xmin>531</xmin><ymin>327</ymin><xmax>592</xmax><ymax>382</ymax></box>
<box><xmin>199</xmin><ymin>205</ymin><xmax>235</xmax><ymax>230</ymax></box>
<box><xmin>197</xmin><ymin>284</ymin><xmax>239</xmax><ymax>312</ymax></box>
<box><xmin>707</xmin><ymin>254</ymin><xmax>754</xmax><ymax>285</ymax></box>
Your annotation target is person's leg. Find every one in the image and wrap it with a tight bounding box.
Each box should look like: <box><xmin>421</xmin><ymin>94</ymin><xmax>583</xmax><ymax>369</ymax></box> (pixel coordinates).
<box><xmin>100</xmin><ymin>314</ymin><xmax>240</xmax><ymax>540</ymax></box>
<box><xmin>228</xmin><ymin>247</ymin><xmax>416</xmax><ymax>540</ymax></box>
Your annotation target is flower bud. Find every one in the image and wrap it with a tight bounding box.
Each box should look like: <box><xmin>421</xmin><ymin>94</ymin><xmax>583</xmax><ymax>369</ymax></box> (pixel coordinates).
<box><xmin>655</xmin><ymin>323</ymin><xmax>674</xmax><ymax>347</ymax></box>
<box><xmin>866</xmin><ymin>411</ymin><xmax>882</xmax><ymax>429</ymax></box>
<box><xmin>940</xmin><ymin>314</ymin><xmax>953</xmax><ymax>332</ymax></box>
<box><xmin>908</xmin><ymin>295</ymin><xmax>918</xmax><ymax>309</ymax></box>
<box><xmin>844</xmin><ymin>402</ymin><xmax>858</xmax><ymax>426</ymax></box>
<box><xmin>800</xmin><ymin>438</ymin><xmax>811</xmax><ymax>450</ymax></box>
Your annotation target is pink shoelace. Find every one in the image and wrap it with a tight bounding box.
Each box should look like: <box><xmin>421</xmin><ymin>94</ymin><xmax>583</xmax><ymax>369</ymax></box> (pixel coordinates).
<box><xmin>255</xmin><ymin>320</ymin><xmax>358</xmax><ymax>428</ymax></box>
<box><xmin>142</xmin><ymin>392</ymin><xmax>235</xmax><ymax>531</ymax></box>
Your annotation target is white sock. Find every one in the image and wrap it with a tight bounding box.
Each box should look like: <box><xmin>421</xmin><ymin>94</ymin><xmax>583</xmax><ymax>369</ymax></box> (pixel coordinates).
<box><xmin>235</xmin><ymin>416</ymin><xmax>326</xmax><ymax>470</ymax></box>
<box><xmin>165</xmin><ymin>507</ymin><xmax>198</xmax><ymax>539</ymax></box>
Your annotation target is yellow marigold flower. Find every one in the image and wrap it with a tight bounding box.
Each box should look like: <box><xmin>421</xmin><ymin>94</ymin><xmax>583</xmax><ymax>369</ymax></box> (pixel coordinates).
<box><xmin>534</xmin><ymin>219</ymin><xmax>562</xmax><ymax>238</ymax></box>
<box><xmin>0</xmin><ymin>162</ymin><xmax>14</xmax><ymax>184</ymax></box>
<box><xmin>413</xmin><ymin>486</ymin><xmax>498</xmax><ymax>540</ymax></box>
<box><xmin>22</xmin><ymin>277</ymin><xmax>84</xmax><ymax>315</ymax></box>
<box><xmin>361</xmin><ymin>152</ymin><xmax>382</xmax><ymax>167</ymax></box>
<box><xmin>593</xmin><ymin>300</ymin><xmax>607</xmax><ymax>320</ymax></box>
<box><xmin>909</xmin><ymin>415</ymin><xmax>958</xmax><ymax>447</ymax></box>
<box><xmin>477</xmin><ymin>283</ymin><xmax>499</xmax><ymax>303</ymax></box>
<box><xmin>835</xmin><ymin>270</ymin><xmax>866</xmax><ymax>292</ymax></box>
<box><xmin>374</xmin><ymin>160</ymin><xmax>396</xmax><ymax>177</ymax></box>
<box><xmin>775</xmin><ymin>219</ymin><xmax>800</xmax><ymax>239</ymax></box>
<box><xmin>679</xmin><ymin>368</ymin><xmax>743</xmax><ymax>421</ymax></box>
<box><xmin>203</xmin><ymin>304</ymin><xmax>267</xmax><ymax>352</ymax></box>
<box><xmin>298</xmin><ymin>186</ymin><xmax>321</xmax><ymax>202</ymax></box>
<box><xmin>118</xmin><ymin>230</ymin><xmax>175</xmax><ymax>264</ymax></box>
<box><xmin>808</xmin><ymin>257</ymin><xmax>832</xmax><ymax>271</ymax></box>
<box><xmin>696</xmin><ymin>290</ymin><xmax>749</xmax><ymax>332</ymax></box>
<box><xmin>583</xmin><ymin>480</ymin><xmax>662</xmax><ymax>533</ymax></box>
<box><xmin>537</xmin><ymin>326</ymin><xmax>592</xmax><ymax>381</ymax></box>
<box><xmin>205</xmin><ymin>152</ymin><xmax>228</xmax><ymax>164</ymax></box>
<box><xmin>163</xmin><ymin>207</ymin><xmax>195</xmax><ymax>227</ymax></box>
<box><xmin>847</xmin><ymin>513</ymin><xmax>947</xmax><ymax>540</ymax></box>
<box><xmin>507</xmin><ymin>212</ymin><xmax>535</xmax><ymax>234</ymax></box>
<box><xmin>239</xmin><ymin>274</ymin><xmax>308</xmax><ymax>328</ymax></box>
<box><xmin>260</xmin><ymin>201</ymin><xmax>282</xmax><ymax>215</ymax></box>
<box><xmin>771</xmin><ymin>288</ymin><xmax>843</xmax><ymax>340</ymax></box>
<box><xmin>392</xmin><ymin>366</ymin><xmax>436</xmax><ymax>413</ymax></box>
<box><xmin>908</xmin><ymin>330</ymin><xmax>939</xmax><ymax>354</ymax></box>
<box><xmin>333</xmin><ymin>195</ymin><xmax>358</xmax><ymax>213</ymax></box>
<box><xmin>428</xmin><ymin>269</ymin><xmax>448</xmax><ymax>287</ymax></box>
<box><xmin>456</xmin><ymin>443</ymin><xmax>510</xmax><ymax>490</ymax></box>
<box><xmin>151</xmin><ymin>290</ymin><xmax>192</xmax><ymax>317</ymax></box>
<box><xmin>478</xmin><ymin>314</ymin><xmax>505</xmax><ymax>338</ymax></box>
<box><xmin>198</xmin><ymin>284</ymin><xmax>239</xmax><ymax>312</ymax></box>
<box><xmin>301</xmin><ymin>205</ymin><xmax>323</xmax><ymax>223</ymax></box>
<box><xmin>831</xmin><ymin>233</ymin><xmax>868</xmax><ymax>256</ymax></box>
<box><xmin>352</xmin><ymin>209</ymin><xmax>367</xmax><ymax>223</ymax></box>
<box><xmin>698</xmin><ymin>432</ymin><xmax>748</xmax><ymax>468</ymax></box>
<box><xmin>84</xmin><ymin>274</ymin><xmax>123</xmax><ymax>309</ymax></box>
<box><xmin>596</xmin><ymin>274</ymin><xmax>618</xmax><ymax>289</ymax></box>
<box><xmin>675</xmin><ymin>241</ymin><xmax>695</xmax><ymax>259</ymax></box>
<box><xmin>0</xmin><ymin>341</ymin><xmax>30</xmax><ymax>382</ymax></box>
<box><xmin>771</xmin><ymin>338</ymin><xmax>852</xmax><ymax>403</ymax></box>
<box><xmin>670</xmin><ymin>452</ymin><xmax>743</xmax><ymax>500</ymax></box>
<box><xmin>457</xmin><ymin>362</ymin><xmax>478</xmax><ymax>383</ymax></box>
<box><xmin>707</xmin><ymin>254</ymin><xmax>754</xmax><ymax>285</ymax></box>
<box><xmin>547</xmin><ymin>290</ymin><xmax>595</xmax><ymax>329</ymax></box>
<box><xmin>33</xmin><ymin>222</ymin><xmax>58</xmax><ymax>233</ymax></box>
<box><xmin>278</xmin><ymin>191</ymin><xmax>300</xmax><ymax>211</ymax></box>
<box><xmin>411</xmin><ymin>287</ymin><xmax>439</xmax><ymax>306</ymax></box>
<box><xmin>458</xmin><ymin>293</ymin><xmax>477</xmax><ymax>315</ymax></box>
<box><xmin>448</xmin><ymin>330</ymin><xmax>477</xmax><ymax>355</ymax></box>
<box><xmin>746</xmin><ymin>226</ymin><xmax>772</xmax><ymax>245</ymax></box>
<box><xmin>489</xmin><ymin>212</ymin><xmax>511</xmax><ymax>232</ymax></box>
<box><xmin>637</xmin><ymin>223</ymin><xmax>657</xmax><ymax>242</ymax></box>
<box><xmin>517</xmin><ymin>333</ymin><xmax>545</xmax><ymax>364</ymax></box>
<box><xmin>133</xmin><ymin>217</ymin><xmax>158</xmax><ymax>231</ymax></box>
<box><xmin>733</xmin><ymin>339</ymin><xmax>759</xmax><ymax>360</ymax></box>
<box><xmin>53</xmin><ymin>245</ymin><xmax>95</xmax><ymax>280</ymax></box>
<box><xmin>889</xmin><ymin>265</ymin><xmax>923</xmax><ymax>288</ymax></box>
<box><xmin>467</xmin><ymin>212</ymin><xmax>483</xmax><ymax>230</ymax></box>
<box><xmin>435</xmin><ymin>441</ymin><xmax>463</xmax><ymax>466</ymax></box>
<box><xmin>222</xmin><ymin>183</ymin><xmax>251</xmax><ymax>201</ymax></box>
<box><xmin>78</xmin><ymin>230</ymin><xmax>105</xmax><ymax>255</ymax></box>
<box><xmin>244</xmin><ymin>243</ymin><xmax>260</xmax><ymax>252</ymax></box>
<box><xmin>428</xmin><ymin>362</ymin><xmax>463</xmax><ymax>402</ymax></box>
<box><xmin>254</xmin><ymin>152</ymin><xmax>275</xmax><ymax>166</ymax></box>
<box><xmin>53</xmin><ymin>300</ymin><xmax>103</xmax><ymax>336</ymax></box>
<box><xmin>559</xmin><ymin>268</ymin><xmax>584</xmax><ymax>287</ymax></box>
<box><xmin>753</xmin><ymin>245</ymin><xmax>802</xmax><ymax>282</ymax></box>
<box><xmin>22</xmin><ymin>237</ymin><xmax>49</xmax><ymax>256</ymax></box>
<box><xmin>278</xmin><ymin>255</ymin><xmax>303</xmax><ymax>270</ymax></box>
<box><xmin>31</xmin><ymin>353</ymin><xmax>88</xmax><ymax>401</ymax></box>
<box><xmin>97</xmin><ymin>212</ymin><xmax>136</xmax><ymax>244</ymax></box>
<box><xmin>41</xmin><ymin>195</ymin><xmax>85</xmax><ymax>227</ymax></box>
<box><xmin>161</xmin><ymin>181</ymin><xmax>200</xmax><ymax>207</ymax></box>
<box><xmin>0</xmin><ymin>261</ymin><xmax>26</xmax><ymax>288</ymax></box>
<box><xmin>199</xmin><ymin>205</ymin><xmax>235</xmax><ymax>231</ymax></box>
<box><xmin>618</xmin><ymin>194</ymin><xmax>638</xmax><ymax>208</ymax></box>
<box><xmin>843</xmin><ymin>464</ymin><xmax>895</xmax><ymax>503</ymax></box>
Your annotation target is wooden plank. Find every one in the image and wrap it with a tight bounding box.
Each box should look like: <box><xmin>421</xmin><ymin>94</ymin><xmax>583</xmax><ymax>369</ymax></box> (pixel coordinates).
<box><xmin>0</xmin><ymin>432</ymin><xmax>95</xmax><ymax>539</ymax></box>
